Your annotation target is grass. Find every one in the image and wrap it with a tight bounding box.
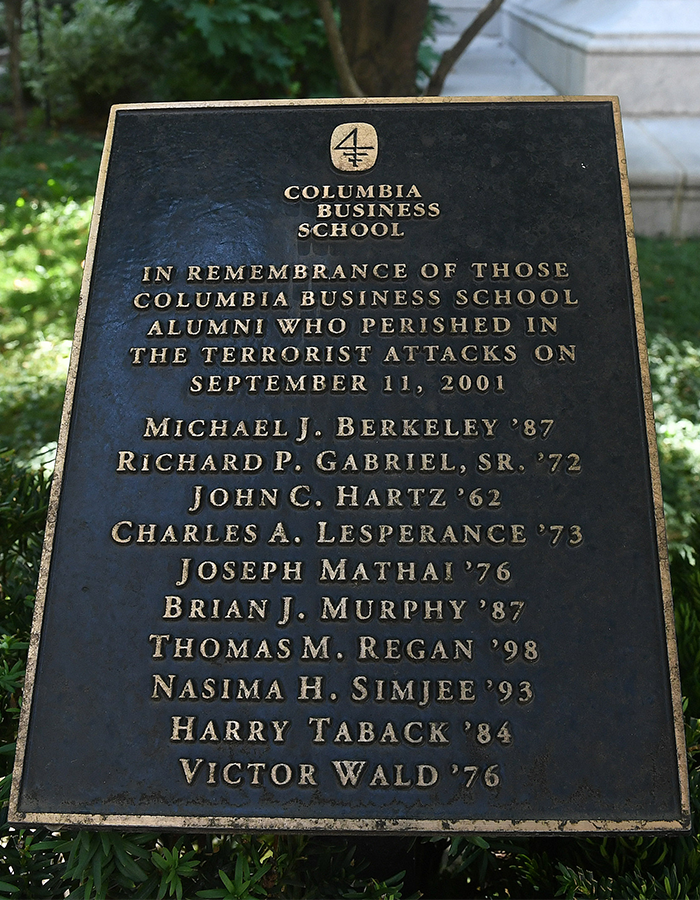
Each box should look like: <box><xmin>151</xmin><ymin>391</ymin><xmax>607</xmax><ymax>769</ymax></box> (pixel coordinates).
<box><xmin>0</xmin><ymin>130</ymin><xmax>100</xmax><ymax>463</ymax></box>
<box><xmin>638</xmin><ymin>237</ymin><xmax>700</xmax><ymax>342</ymax></box>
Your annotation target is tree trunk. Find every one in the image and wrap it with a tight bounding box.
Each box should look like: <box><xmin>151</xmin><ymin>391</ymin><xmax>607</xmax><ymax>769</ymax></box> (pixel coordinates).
<box><xmin>5</xmin><ymin>0</ymin><xmax>25</xmax><ymax>132</ymax></box>
<box><xmin>339</xmin><ymin>0</ymin><xmax>429</xmax><ymax>96</ymax></box>
<box><xmin>425</xmin><ymin>0</ymin><xmax>507</xmax><ymax>96</ymax></box>
<box><xmin>316</xmin><ymin>0</ymin><xmax>363</xmax><ymax>97</ymax></box>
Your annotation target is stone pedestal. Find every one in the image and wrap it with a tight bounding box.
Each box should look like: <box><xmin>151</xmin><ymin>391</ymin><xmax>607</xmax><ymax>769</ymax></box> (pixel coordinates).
<box><xmin>504</xmin><ymin>0</ymin><xmax>700</xmax><ymax>115</ymax></box>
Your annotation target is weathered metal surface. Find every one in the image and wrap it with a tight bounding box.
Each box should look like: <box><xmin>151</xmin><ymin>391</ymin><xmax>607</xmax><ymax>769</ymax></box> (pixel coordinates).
<box><xmin>9</xmin><ymin>98</ymin><xmax>689</xmax><ymax>832</ymax></box>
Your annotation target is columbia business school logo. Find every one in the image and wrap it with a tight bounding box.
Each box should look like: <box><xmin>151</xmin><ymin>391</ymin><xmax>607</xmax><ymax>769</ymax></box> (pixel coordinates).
<box><xmin>330</xmin><ymin>123</ymin><xmax>378</xmax><ymax>172</ymax></box>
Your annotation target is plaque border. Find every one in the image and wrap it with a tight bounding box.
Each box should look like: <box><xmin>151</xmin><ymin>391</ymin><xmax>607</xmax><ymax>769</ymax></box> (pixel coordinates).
<box><xmin>9</xmin><ymin>96</ymin><xmax>690</xmax><ymax>834</ymax></box>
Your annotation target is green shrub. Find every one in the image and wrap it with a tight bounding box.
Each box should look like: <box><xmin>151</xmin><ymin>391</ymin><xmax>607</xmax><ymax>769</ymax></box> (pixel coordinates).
<box><xmin>648</xmin><ymin>335</ymin><xmax>700</xmax><ymax>560</ymax></box>
<box><xmin>0</xmin><ymin>453</ymin><xmax>50</xmax><ymax>815</ymax></box>
<box><xmin>21</xmin><ymin>0</ymin><xmax>153</xmax><ymax>120</ymax></box>
<box><xmin>131</xmin><ymin>0</ymin><xmax>336</xmax><ymax>101</ymax></box>
<box><xmin>671</xmin><ymin>533</ymin><xmax>700</xmax><ymax>719</ymax></box>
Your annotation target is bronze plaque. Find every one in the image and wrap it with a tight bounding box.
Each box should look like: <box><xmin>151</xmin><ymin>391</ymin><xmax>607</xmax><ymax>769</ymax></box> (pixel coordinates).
<box><xmin>9</xmin><ymin>98</ymin><xmax>689</xmax><ymax>833</ymax></box>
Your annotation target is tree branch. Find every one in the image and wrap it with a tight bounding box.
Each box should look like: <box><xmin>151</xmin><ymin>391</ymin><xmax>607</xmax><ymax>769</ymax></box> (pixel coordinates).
<box><xmin>424</xmin><ymin>0</ymin><xmax>507</xmax><ymax>96</ymax></box>
<box><xmin>316</xmin><ymin>0</ymin><xmax>364</xmax><ymax>98</ymax></box>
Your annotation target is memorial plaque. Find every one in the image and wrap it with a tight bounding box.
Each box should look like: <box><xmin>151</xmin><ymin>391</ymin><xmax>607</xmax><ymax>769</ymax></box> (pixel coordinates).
<box><xmin>9</xmin><ymin>98</ymin><xmax>690</xmax><ymax>833</ymax></box>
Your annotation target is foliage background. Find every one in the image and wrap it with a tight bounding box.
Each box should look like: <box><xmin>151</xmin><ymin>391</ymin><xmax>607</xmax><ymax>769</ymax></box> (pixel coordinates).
<box><xmin>19</xmin><ymin>0</ymin><xmax>337</xmax><ymax>120</ymax></box>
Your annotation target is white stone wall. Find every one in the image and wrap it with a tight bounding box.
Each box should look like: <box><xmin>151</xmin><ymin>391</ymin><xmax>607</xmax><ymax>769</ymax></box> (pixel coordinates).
<box><xmin>435</xmin><ymin>0</ymin><xmax>504</xmax><ymax>40</ymax></box>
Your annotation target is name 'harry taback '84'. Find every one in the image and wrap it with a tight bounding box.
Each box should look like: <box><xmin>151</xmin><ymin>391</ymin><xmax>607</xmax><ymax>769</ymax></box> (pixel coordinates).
<box><xmin>9</xmin><ymin>98</ymin><xmax>689</xmax><ymax>833</ymax></box>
